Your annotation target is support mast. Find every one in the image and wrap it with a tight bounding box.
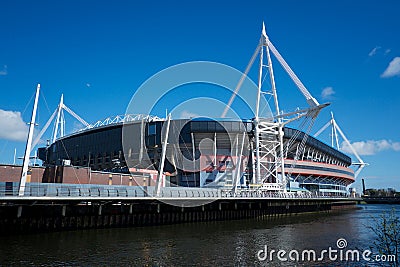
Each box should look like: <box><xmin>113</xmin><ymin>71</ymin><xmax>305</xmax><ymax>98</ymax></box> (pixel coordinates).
<box><xmin>254</xmin><ymin>24</ymin><xmax>265</xmax><ymax>184</ymax></box>
<box><xmin>19</xmin><ymin>84</ymin><xmax>40</xmax><ymax>196</ymax></box>
<box><xmin>314</xmin><ymin>112</ymin><xmax>368</xmax><ymax>179</ymax></box>
<box><xmin>264</xmin><ymin>24</ymin><xmax>286</xmax><ymax>189</ymax></box>
<box><xmin>254</xmin><ymin>23</ymin><xmax>286</xmax><ymax>189</ymax></box>
<box><xmin>52</xmin><ymin>94</ymin><xmax>64</xmax><ymax>143</ymax></box>
<box><xmin>264</xmin><ymin>24</ymin><xmax>281</xmax><ymax>122</ymax></box>
<box><xmin>155</xmin><ymin>114</ymin><xmax>171</xmax><ymax>196</ymax></box>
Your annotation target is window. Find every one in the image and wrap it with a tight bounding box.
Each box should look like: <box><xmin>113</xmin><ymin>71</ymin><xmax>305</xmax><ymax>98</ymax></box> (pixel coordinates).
<box><xmin>148</xmin><ymin>124</ymin><xmax>156</xmax><ymax>135</ymax></box>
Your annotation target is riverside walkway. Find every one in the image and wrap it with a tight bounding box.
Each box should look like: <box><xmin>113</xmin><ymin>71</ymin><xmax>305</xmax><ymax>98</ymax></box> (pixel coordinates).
<box><xmin>0</xmin><ymin>182</ymin><xmax>357</xmax><ymax>202</ymax></box>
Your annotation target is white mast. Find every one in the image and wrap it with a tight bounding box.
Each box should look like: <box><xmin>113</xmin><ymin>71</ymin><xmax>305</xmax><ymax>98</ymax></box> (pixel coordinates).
<box><xmin>254</xmin><ymin>23</ymin><xmax>287</xmax><ymax>189</ymax></box>
<box><xmin>264</xmin><ymin>23</ymin><xmax>281</xmax><ymax>121</ymax></box>
<box><xmin>19</xmin><ymin>84</ymin><xmax>40</xmax><ymax>196</ymax></box>
<box><xmin>52</xmin><ymin>94</ymin><xmax>64</xmax><ymax>143</ymax></box>
<box><xmin>331</xmin><ymin>112</ymin><xmax>340</xmax><ymax>149</ymax></box>
<box><xmin>224</xmin><ymin>23</ymin><xmax>327</xmax><ymax>190</ymax></box>
<box><xmin>155</xmin><ymin>114</ymin><xmax>171</xmax><ymax>196</ymax></box>
<box><xmin>314</xmin><ymin>112</ymin><xmax>368</xmax><ymax>179</ymax></box>
<box><xmin>32</xmin><ymin>94</ymin><xmax>89</xmax><ymax>148</ymax></box>
<box><xmin>254</xmin><ymin>25</ymin><xmax>264</xmax><ymax>184</ymax></box>
<box><xmin>264</xmin><ymin>23</ymin><xmax>287</xmax><ymax>189</ymax></box>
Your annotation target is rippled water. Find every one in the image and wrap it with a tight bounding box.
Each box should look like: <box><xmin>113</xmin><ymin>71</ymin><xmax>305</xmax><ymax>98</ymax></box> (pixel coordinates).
<box><xmin>0</xmin><ymin>204</ymin><xmax>398</xmax><ymax>266</ymax></box>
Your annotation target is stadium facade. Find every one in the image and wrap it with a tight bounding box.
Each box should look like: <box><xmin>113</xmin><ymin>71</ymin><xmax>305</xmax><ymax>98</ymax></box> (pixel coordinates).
<box><xmin>38</xmin><ymin>117</ymin><xmax>354</xmax><ymax>196</ymax></box>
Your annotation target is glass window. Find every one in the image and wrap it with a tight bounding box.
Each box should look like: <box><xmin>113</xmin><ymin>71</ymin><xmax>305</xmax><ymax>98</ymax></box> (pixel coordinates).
<box><xmin>148</xmin><ymin>124</ymin><xmax>156</xmax><ymax>135</ymax></box>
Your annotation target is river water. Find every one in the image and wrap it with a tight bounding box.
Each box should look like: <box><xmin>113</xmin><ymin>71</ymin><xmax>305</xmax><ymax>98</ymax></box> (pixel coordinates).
<box><xmin>0</xmin><ymin>204</ymin><xmax>398</xmax><ymax>266</ymax></box>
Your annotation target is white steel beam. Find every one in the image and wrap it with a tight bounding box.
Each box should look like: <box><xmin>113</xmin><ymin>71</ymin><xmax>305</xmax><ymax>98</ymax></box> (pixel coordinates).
<box><xmin>264</xmin><ymin>23</ymin><xmax>281</xmax><ymax>122</ymax></box>
<box><xmin>155</xmin><ymin>114</ymin><xmax>171</xmax><ymax>196</ymax></box>
<box><xmin>31</xmin><ymin>107</ymin><xmax>58</xmax><ymax>149</ymax></box>
<box><xmin>233</xmin><ymin>132</ymin><xmax>246</xmax><ymax>193</ymax></box>
<box><xmin>52</xmin><ymin>94</ymin><xmax>63</xmax><ymax>143</ymax></box>
<box><xmin>314</xmin><ymin>112</ymin><xmax>368</xmax><ymax>179</ymax></box>
<box><xmin>265</xmin><ymin>38</ymin><xmax>319</xmax><ymax>107</ymax></box>
<box><xmin>221</xmin><ymin>45</ymin><xmax>260</xmax><ymax>118</ymax></box>
<box><xmin>332</xmin><ymin>119</ymin><xmax>364</xmax><ymax>165</ymax></box>
<box><xmin>19</xmin><ymin>84</ymin><xmax>40</xmax><ymax>196</ymax></box>
<box><xmin>314</xmin><ymin>121</ymin><xmax>331</xmax><ymax>137</ymax></box>
<box><xmin>62</xmin><ymin>104</ymin><xmax>89</xmax><ymax>127</ymax></box>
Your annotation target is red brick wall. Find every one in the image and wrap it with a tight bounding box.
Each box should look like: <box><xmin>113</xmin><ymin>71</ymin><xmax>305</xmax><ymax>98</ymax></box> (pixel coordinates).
<box><xmin>0</xmin><ymin>164</ymin><xmax>157</xmax><ymax>186</ymax></box>
<box><xmin>0</xmin><ymin>165</ymin><xmax>45</xmax><ymax>183</ymax></box>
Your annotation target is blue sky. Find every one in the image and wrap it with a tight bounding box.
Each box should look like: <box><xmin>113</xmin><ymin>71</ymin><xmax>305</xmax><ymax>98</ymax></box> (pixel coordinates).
<box><xmin>1</xmin><ymin>0</ymin><xmax>399</xmax><ymax>191</ymax></box>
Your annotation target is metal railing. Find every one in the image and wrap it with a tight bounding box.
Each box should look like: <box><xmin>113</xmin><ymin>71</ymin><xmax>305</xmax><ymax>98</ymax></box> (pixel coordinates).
<box><xmin>80</xmin><ymin>114</ymin><xmax>163</xmax><ymax>131</ymax></box>
<box><xmin>0</xmin><ymin>182</ymin><xmax>353</xmax><ymax>200</ymax></box>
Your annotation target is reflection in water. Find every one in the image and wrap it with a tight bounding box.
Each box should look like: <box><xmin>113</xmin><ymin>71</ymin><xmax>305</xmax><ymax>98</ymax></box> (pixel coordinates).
<box><xmin>0</xmin><ymin>205</ymin><xmax>398</xmax><ymax>266</ymax></box>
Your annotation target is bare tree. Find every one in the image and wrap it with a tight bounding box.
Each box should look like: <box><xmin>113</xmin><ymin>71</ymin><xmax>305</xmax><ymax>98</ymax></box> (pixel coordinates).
<box><xmin>368</xmin><ymin>208</ymin><xmax>399</xmax><ymax>267</ymax></box>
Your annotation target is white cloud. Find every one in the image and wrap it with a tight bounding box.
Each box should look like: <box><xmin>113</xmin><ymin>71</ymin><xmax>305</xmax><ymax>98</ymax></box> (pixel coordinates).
<box><xmin>321</xmin><ymin>86</ymin><xmax>335</xmax><ymax>99</ymax></box>
<box><xmin>368</xmin><ymin>46</ymin><xmax>381</xmax><ymax>57</ymax></box>
<box><xmin>0</xmin><ymin>109</ymin><xmax>28</xmax><ymax>141</ymax></box>
<box><xmin>86</xmin><ymin>83</ymin><xmax>91</xmax><ymax>88</ymax></box>
<box><xmin>381</xmin><ymin>57</ymin><xmax>400</xmax><ymax>78</ymax></box>
<box><xmin>179</xmin><ymin>110</ymin><xmax>199</xmax><ymax>119</ymax></box>
<box><xmin>384</xmin><ymin>49</ymin><xmax>391</xmax><ymax>55</ymax></box>
<box><xmin>0</xmin><ymin>65</ymin><xmax>7</xmax><ymax>76</ymax></box>
<box><xmin>341</xmin><ymin>139</ymin><xmax>400</xmax><ymax>156</ymax></box>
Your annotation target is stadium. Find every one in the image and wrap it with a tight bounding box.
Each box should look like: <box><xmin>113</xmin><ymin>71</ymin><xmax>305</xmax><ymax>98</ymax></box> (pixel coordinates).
<box><xmin>31</xmin><ymin>24</ymin><xmax>365</xmax><ymax>198</ymax></box>
<box><xmin>38</xmin><ymin>116</ymin><xmax>355</xmax><ymax>196</ymax></box>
